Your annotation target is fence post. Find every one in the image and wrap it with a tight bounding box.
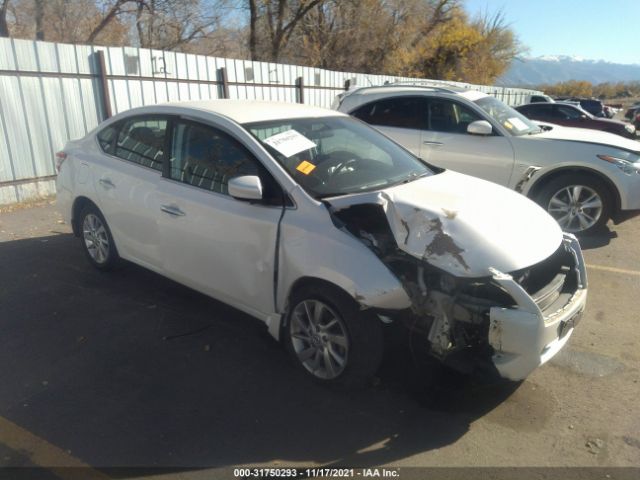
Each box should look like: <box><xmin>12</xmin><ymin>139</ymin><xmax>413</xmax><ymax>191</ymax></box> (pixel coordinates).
<box><xmin>296</xmin><ymin>76</ymin><xmax>304</xmax><ymax>104</ymax></box>
<box><xmin>218</xmin><ymin>67</ymin><xmax>229</xmax><ymax>99</ymax></box>
<box><xmin>344</xmin><ymin>79</ymin><xmax>351</xmax><ymax>91</ymax></box>
<box><xmin>95</xmin><ymin>50</ymin><xmax>112</xmax><ymax>120</ymax></box>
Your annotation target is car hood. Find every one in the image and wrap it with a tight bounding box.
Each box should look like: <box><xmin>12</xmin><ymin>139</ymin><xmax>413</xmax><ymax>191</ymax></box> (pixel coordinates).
<box><xmin>533</xmin><ymin>122</ymin><xmax>640</xmax><ymax>152</ymax></box>
<box><xmin>328</xmin><ymin>171</ymin><xmax>562</xmax><ymax>278</ymax></box>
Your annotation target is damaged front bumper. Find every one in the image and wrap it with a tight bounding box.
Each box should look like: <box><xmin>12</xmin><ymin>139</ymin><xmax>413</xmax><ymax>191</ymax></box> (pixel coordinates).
<box><xmin>487</xmin><ymin>233</ymin><xmax>587</xmax><ymax>380</ymax></box>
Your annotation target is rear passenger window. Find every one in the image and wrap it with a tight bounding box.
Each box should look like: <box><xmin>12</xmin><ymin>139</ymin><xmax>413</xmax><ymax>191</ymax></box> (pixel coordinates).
<box><xmin>114</xmin><ymin>117</ymin><xmax>167</xmax><ymax>171</ymax></box>
<box><xmin>169</xmin><ymin>121</ymin><xmax>259</xmax><ymax>195</ymax></box>
<box><xmin>352</xmin><ymin>97</ymin><xmax>426</xmax><ymax>129</ymax></box>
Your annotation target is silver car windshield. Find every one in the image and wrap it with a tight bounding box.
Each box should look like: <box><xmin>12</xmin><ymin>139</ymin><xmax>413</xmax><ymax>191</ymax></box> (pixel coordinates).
<box><xmin>244</xmin><ymin>116</ymin><xmax>432</xmax><ymax>199</ymax></box>
<box><xmin>475</xmin><ymin>96</ymin><xmax>541</xmax><ymax>136</ymax></box>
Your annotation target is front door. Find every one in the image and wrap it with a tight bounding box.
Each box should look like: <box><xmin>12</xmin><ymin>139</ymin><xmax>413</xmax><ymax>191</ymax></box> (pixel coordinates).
<box><xmin>419</xmin><ymin>98</ymin><xmax>516</xmax><ymax>186</ymax></box>
<box><xmin>156</xmin><ymin>119</ymin><xmax>283</xmax><ymax>316</ymax></box>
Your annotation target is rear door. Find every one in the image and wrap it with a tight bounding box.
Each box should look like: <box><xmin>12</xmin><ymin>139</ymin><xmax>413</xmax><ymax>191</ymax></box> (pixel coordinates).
<box><xmin>156</xmin><ymin>118</ymin><xmax>284</xmax><ymax>316</ymax></box>
<box><xmin>350</xmin><ymin>96</ymin><xmax>426</xmax><ymax>157</ymax></box>
<box><xmin>419</xmin><ymin>98</ymin><xmax>515</xmax><ymax>186</ymax></box>
<box><xmin>521</xmin><ymin>104</ymin><xmax>555</xmax><ymax>123</ymax></box>
<box><xmin>93</xmin><ymin>115</ymin><xmax>168</xmax><ymax>269</ymax></box>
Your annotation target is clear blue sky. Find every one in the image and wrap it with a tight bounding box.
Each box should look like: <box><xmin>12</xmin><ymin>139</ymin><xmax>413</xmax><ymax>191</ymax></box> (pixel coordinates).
<box><xmin>463</xmin><ymin>0</ymin><xmax>640</xmax><ymax>65</ymax></box>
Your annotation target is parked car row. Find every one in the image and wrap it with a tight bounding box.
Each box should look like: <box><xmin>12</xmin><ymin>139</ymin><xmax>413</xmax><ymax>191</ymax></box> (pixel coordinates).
<box><xmin>515</xmin><ymin>101</ymin><xmax>637</xmax><ymax>139</ymax></box>
<box><xmin>56</xmin><ymin>87</ymin><xmax>639</xmax><ymax>389</ymax></box>
<box><xmin>533</xmin><ymin>95</ymin><xmax>620</xmax><ymax>119</ymax></box>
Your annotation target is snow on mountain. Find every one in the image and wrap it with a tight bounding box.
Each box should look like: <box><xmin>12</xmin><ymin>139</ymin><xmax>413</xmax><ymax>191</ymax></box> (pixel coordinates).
<box><xmin>497</xmin><ymin>56</ymin><xmax>640</xmax><ymax>86</ymax></box>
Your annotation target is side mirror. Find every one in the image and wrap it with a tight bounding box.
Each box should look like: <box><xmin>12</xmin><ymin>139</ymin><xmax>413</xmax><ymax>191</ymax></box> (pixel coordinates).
<box><xmin>228</xmin><ymin>175</ymin><xmax>263</xmax><ymax>201</ymax></box>
<box><xmin>467</xmin><ymin>120</ymin><xmax>493</xmax><ymax>135</ymax></box>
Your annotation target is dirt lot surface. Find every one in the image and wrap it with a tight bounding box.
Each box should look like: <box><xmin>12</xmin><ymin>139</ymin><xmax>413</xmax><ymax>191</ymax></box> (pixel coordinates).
<box><xmin>0</xmin><ymin>200</ymin><xmax>639</xmax><ymax>479</ymax></box>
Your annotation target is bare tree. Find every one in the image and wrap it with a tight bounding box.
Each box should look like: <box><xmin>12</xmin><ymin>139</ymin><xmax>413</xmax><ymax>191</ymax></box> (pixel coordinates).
<box><xmin>87</xmin><ymin>0</ymin><xmax>130</xmax><ymax>43</ymax></box>
<box><xmin>248</xmin><ymin>0</ymin><xmax>258</xmax><ymax>59</ymax></box>
<box><xmin>248</xmin><ymin>0</ymin><xmax>324</xmax><ymax>61</ymax></box>
<box><xmin>132</xmin><ymin>0</ymin><xmax>227</xmax><ymax>51</ymax></box>
<box><xmin>33</xmin><ymin>0</ymin><xmax>44</xmax><ymax>39</ymax></box>
<box><xmin>0</xmin><ymin>0</ymin><xmax>9</xmax><ymax>37</ymax></box>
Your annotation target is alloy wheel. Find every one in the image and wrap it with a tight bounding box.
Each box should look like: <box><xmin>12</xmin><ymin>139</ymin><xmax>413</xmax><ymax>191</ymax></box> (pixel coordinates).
<box><xmin>290</xmin><ymin>299</ymin><xmax>349</xmax><ymax>380</ymax></box>
<box><xmin>82</xmin><ymin>213</ymin><xmax>110</xmax><ymax>264</ymax></box>
<box><xmin>547</xmin><ymin>185</ymin><xmax>603</xmax><ymax>233</ymax></box>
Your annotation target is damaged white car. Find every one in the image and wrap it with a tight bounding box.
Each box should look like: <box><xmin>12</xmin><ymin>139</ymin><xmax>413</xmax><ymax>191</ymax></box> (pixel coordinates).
<box><xmin>56</xmin><ymin>101</ymin><xmax>587</xmax><ymax>388</ymax></box>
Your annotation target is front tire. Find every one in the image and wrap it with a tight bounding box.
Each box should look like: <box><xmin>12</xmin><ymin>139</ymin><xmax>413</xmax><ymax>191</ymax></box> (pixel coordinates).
<box><xmin>537</xmin><ymin>173</ymin><xmax>612</xmax><ymax>235</ymax></box>
<box><xmin>79</xmin><ymin>204</ymin><xmax>120</xmax><ymax>270</ymax></box>
<box><xmin>284</xmin><ymin>284</ymin><xmax>384</xmax><ymax>389</ymax></box>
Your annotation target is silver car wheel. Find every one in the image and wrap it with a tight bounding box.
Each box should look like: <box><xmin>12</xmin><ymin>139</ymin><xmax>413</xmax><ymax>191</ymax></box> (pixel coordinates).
<box><xmin>547</xmin><ymin>185</ymin><xmax>603</xmax><ymax>233</ymax></box>
<box><xmin>82</xmin><ymin>213</ymin><xmax>110</xmax><ymax>264</ymax></box>
<box><xmin>290</xmin><ymin>299</ymin><xmax>349</xmax><ymax>380</ymax></box>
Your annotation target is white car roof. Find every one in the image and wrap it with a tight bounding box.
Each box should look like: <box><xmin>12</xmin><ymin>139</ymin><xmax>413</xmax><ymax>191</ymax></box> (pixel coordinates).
<box><xmin>163</xmin><ymin>100</ymin><xmax>344</xmax><ymax>124</ymax></box>
<box><xmin>345</xmin><ymin>85</ymin><xmax>489</xmax><ymax>100</ymax></box>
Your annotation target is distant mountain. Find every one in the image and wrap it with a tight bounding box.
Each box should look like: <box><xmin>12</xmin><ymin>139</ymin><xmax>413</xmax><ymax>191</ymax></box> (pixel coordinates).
<box><xmin>497</xmin><ymin>55</ymin><xmax>640</xmax><ymax>87</ymax></box>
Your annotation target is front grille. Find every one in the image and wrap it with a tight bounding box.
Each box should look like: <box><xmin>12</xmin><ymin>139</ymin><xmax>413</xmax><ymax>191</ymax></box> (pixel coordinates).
<box><xmin>512</xmin><ymin>243</ymin><xmax>578</xmax><ymax>314</ymax></box>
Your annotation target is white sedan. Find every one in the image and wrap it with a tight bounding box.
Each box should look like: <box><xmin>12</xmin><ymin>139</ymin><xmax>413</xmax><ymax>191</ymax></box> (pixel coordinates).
<box><xmin>56</xmin><ymin>100</ymin><xmax>587</xmax><ymax>388</ymax></box>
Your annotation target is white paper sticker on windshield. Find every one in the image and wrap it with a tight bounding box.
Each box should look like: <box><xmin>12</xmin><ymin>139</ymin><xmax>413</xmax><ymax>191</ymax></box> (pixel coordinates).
<box><xmin>263</xmin><ymin>129</ymin><xmax>317</xmax><ymax>157</ymax></box>
<box><xmin>507</xmin><ymin>117</ymin><xmax>529</xmax><ymax>131</ymax></box>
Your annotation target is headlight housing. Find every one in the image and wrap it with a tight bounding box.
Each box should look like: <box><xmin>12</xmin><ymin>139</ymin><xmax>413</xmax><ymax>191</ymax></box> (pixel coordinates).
<box><xmin>624</xmin><ymin>124</ymin><xmax>636</xmax><ymax>134</ymax></box>
<box><xmin>597</xmin><ymin>154</ymin><xmax>640</xmax><ymax>175</ymax></box>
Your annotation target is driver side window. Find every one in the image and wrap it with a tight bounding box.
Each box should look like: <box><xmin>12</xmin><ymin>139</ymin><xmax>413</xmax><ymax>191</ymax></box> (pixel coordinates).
<box><xmin>169</xmin><ymin>121</ymin><xmax>259</xmax><ymax>195</ymax></box>
<box><xmin>169</xmin><ymin>120</ymin><xmax>286</xmax><ymax>205</ymax></box>
<box><xmin>427</xmin><ymin>99</ymin><xmax>482</xmax><ymax>134</ymax></box>
<box><xmin>555</xmin><ymin>106</ymin><xmax>582</xmax><ymax>120</ymax></box>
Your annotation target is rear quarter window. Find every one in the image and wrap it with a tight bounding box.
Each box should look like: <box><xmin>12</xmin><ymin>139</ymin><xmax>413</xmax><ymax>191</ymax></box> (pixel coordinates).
<box><xmin>97</xmin><ymin>123</ymin><xmax>119</xmax><ymax>155</ymax></box>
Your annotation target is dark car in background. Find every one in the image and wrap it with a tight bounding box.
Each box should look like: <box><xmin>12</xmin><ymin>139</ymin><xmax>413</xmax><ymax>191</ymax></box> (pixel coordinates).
<box><xmin>625</xmin><ymin>103</ymin><xmax>640</xmax><ymax>129</ymax></box>
<box><xmin>555</xmin><ymin>97</ymin><xmax>606</xmax><ymax>117</ymax></box>
<box><xmin>516</xmin><ymin>102</ymin><xmax>637</xmax><ymax>139</ymax></box>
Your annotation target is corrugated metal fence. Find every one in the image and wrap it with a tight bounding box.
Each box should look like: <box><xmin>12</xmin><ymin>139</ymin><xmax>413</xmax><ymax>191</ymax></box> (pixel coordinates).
<box><xmin>0</xmin><ymin>37</ymin><xmax>542</xmax><ymax>205</ymax></box>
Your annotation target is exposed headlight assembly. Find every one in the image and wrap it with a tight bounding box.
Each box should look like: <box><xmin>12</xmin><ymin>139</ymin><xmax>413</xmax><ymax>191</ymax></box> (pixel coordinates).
<box><xmin>597</xmin><ymin>154</ymin><xmax>640</xmax><ymax>175</ymax></box>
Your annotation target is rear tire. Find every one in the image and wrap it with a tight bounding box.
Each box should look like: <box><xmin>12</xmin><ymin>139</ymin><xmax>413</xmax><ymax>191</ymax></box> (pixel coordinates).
<box><xmin>284</xmin><ymin>284</ymin><xmax>384</xmax><ymax>389</ymax></box>
<box><xmin>78</xmin><ymin>204</ymin><xmax>120</xmax><ymax>271</ymax></box>
<box><xmin>536</xmin><ymin>173</ymin><xmax>612</xmax><ymax>235</ymax></box>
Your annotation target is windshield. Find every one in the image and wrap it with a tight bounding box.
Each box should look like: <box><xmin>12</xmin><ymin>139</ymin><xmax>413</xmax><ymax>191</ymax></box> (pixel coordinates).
<box><xmin>475</xmin><ymin>96</ymin><xmax>541</xmax><ymax>136</ymax></box>
<box><xmin>244</xmin><ymin>116</ymin><xmax>432</xmax><ymax>199</ymax></box>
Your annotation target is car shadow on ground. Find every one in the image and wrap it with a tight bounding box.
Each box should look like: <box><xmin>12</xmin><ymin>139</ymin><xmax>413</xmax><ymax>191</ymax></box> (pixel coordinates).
<box><xmin>576</xmin><ymin>225</ymin><xmax>618</xmax><ymax>250</ymax></box>
<box><xmin>0</xmin><ymin>234</ymin><xmax>521</xmax><ymax>473</ymax></box>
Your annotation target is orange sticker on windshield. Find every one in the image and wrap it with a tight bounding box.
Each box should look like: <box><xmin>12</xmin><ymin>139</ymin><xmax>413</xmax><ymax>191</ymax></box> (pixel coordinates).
<box><xmin>296</xmin><ymin>160</ymin><xmax>316</xmax><ymax>175</ymax></box>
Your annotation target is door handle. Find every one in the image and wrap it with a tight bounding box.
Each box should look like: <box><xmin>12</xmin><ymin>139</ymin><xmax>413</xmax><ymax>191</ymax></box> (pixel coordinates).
<box><xmin>160</xmin><ymin>205</ymin><xmax>186</xmax><ymax>217</ymax></box>
<box><xmin>423</xmin><ymin>141</ymin><xmax>444</xmax><ymax>146</ymax></box>
<box><xmin>99</xmin><ymin>178</ymin><xmax>115</xmax><ymax>188</ymax></box>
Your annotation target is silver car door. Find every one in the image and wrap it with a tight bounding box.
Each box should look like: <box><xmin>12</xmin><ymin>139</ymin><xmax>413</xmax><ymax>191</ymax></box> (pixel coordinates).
<box><xmin>351</xmin><ymin>96</ymin><xmax>426</xmax><ymax>157</ymax></box>
<box><xmin>420</xmin><ymin>98</ymin><xmax>516</xmax><ymax>186</ymax></box>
